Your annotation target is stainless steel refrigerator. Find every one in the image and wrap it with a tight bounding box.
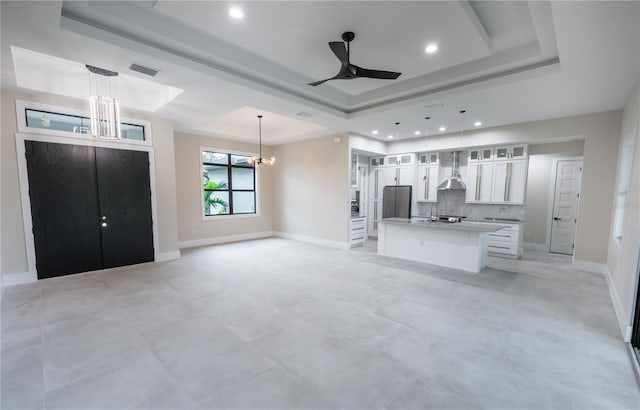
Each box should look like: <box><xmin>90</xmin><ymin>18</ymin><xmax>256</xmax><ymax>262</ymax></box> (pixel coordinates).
<box><xmin>382</xmin><ymin>185</ymin><xmax>412</xmax><ymax>219</ymax></box>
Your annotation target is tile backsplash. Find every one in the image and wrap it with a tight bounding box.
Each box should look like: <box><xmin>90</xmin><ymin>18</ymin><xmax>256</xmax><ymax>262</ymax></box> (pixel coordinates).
<box><xmin>416</xmin><ymin>190</ymin><xmax>524</xmax><ymax>220</ymax></box>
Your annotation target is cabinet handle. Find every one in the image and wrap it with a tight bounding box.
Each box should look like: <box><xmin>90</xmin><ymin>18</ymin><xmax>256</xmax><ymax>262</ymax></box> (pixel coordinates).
<box><xmin>507</xmin><ymin>162</ymin><xmax>512</xmax><ymax>201</ymax></box>
<box><xmin>374</xmin><ymin>171</ymin><xmax>379</xmax><ymax>199</ymax></box>
<box><xmin>425</xmin><ymin>168</ymin><xmax>429</xmax><ymax>200</ymax></box>
<box><xmin>489</xmin><ymin>245</ymin><xmax>510</xmax><ymax>250</ymax></box>
<box><xmin>476</xmin><ymin>165</ymin><xmax>481</xmax><ymax>201</ymax></box>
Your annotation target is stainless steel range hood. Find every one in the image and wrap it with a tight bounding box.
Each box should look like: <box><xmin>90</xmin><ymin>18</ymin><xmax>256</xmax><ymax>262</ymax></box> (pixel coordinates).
<box><xmin>437</xmin><ymin>151</ymin><xmax>466</xmax><ymax>191</ymax></box>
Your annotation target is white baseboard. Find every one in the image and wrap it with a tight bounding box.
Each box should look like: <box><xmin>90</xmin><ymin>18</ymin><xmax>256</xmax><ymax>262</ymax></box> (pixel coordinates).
<box><xmin>524</xmin><ymin>242</ymin><xmax>548</xmax><ymax>252</ymax></box>
<box><xmin>2</xmin><ymin>271</ymin><xmax>38</xmax><ymax>287</ymax></box>
<box><xmin>273</xmin><ymin>231</ymin><xmax>350</xmax><ymax>250</ymax></box>
<box><xmin>604</xmin><ymin>265</ymin><xmax>631</xmax><ymax>341</ymax></box>
<box><xmin>179</xmin><ymin>231</ymin><xmax>273</xmax><ymax>249</ymax></box>
<box><xmin>572</xmin><ymin>259</ymin><xmax>606</xmax><ymax>274</ymax></box>
<box><xmin>156</xmin><ymin>250</ymin><xmax>181</xmax><ymax>262</ymax></box>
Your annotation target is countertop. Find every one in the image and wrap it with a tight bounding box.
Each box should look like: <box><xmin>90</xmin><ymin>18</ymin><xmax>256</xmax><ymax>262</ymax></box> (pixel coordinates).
<box><xmin>465</xmin><ymin>218</ymin><xmax>524</xmax><ymax>224</ymax></box>
<box><xmin>380</xmin><ymin>218</ymin><xmax>507</xmax><ymax>232</ymax></box>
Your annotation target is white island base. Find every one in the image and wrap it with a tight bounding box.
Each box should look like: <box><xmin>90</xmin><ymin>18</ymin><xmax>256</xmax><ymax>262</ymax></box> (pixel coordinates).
<box><xmin>378</xmin><ymin>219</ymin><xmax>503</xmax><ymax>273</ymax></box>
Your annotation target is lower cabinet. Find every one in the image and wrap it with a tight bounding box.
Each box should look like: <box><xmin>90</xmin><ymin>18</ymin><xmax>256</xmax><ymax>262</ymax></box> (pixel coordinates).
<box><xmin>486</xmin><ymin>223</ymin><xmax>523</xmax><ymax>259</ymax></box>
<box><xmin>350</xmin><ymin>217</ymin><xmax>367</xmax><ymax>247</ymax></box>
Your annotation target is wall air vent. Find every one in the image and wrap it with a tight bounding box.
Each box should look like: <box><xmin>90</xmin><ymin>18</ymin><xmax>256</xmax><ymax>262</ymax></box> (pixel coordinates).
<box><xmin>129</xmin><ymin>63</ymin><xmax>159</xmax><ymax>77</ymax></box>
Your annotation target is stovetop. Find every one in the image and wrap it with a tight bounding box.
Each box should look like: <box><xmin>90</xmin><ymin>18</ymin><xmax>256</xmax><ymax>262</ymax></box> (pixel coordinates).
<box><xmin>430</xmin><ymin>215</ymin><xmax>465</xmax><ymax>223</ymax></box>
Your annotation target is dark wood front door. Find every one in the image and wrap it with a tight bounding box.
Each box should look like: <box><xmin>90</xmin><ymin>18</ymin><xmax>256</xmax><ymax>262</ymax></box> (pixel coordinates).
<box><xmin>95</xmin><ymin>147</ymin><xmax>154</xmax><ymax>269</ymax></box>
<box><xmin>24</xmin><ymin>141</ymin><xmax>154</xmax><ymax>279</ymax></box>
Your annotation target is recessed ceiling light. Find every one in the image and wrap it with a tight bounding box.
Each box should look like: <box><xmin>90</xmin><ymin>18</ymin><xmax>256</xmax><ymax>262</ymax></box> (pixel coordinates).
<box><xmin>474</xmin><ymin>121</ymin><xmax>482</xmax><ymax>127</ymax></box>
<box><xmin>372</xmin><ymin>130</ymin><xmax>378</xmax><ymax>135</ymax></box>
<box><xmin>439</xmin><ymin>126</ymin><xmax>446</xmax><ymax>132</ymax></box>
<box><xmin>229</xmin><ymin>7</ymin><xmax>244</xmax><ymax>19</ymax></box>
<box><xmin>425</xmin><ymin>43</ymin><xmax>438</xmax><ymax>54</ymax></box>
<box><xmin>414</xmin><ymin>131</ymin><xmax>420</xmax><ymax>135</ymax></box>
<box><xmin>388</xmin><ymin>135</ymin><xmax>394</xmax><ymax>139</ymax></box>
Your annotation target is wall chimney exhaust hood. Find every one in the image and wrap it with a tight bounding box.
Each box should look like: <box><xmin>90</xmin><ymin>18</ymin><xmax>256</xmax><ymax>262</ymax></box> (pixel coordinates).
<box><xmin>437</xmin><ymin>151</ymin><xmax>466</xmax><ymax>191</ymax></box>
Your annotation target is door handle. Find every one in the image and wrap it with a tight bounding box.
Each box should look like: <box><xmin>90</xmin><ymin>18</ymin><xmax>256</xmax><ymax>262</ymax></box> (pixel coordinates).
<box><xmin>553</xmin><ymin>217</ymin><xmax>561</xmax><ymax>221</ymax></box>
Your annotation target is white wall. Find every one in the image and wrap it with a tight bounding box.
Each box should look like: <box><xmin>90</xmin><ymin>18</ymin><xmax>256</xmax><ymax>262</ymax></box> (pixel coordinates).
<box><xmin>606</xmin><ymin>82</ymin><xmax>640</xmax><ymax>339</ymax></box>
<box><xmin>271</xmin><ymin>133</ymin><xmax>350</xmax><ymax>247</ymax></box>
<box><xmin>524</xmin><ymin>141</ymin><xmax>584</xmax><ymax>248</ymax></box>
<box><xmin>0</xmin><ymin>89</ymin><xmax>180</xmax><ymax>276</ymax></box>
<box><xmin>173</xmin><ymin>131</ymin><xmax>273</xmax><ymax>246</ymax></box>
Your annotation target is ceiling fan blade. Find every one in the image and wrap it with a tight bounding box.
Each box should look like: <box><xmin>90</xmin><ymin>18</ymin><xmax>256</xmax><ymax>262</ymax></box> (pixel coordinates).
<box><xmin>354</xmin><ymin>65</ymin><xmax>401</xmax><ymax>80</ymax></box>
<box><xmin>307</xmin><ymin>78</ymin><xmax>332</xmax><ymax>86</ymax></box>
<box><xmin>329</xmin><ymin>41</ymin><xmax>348</xmax><ymax>64</ymax></box>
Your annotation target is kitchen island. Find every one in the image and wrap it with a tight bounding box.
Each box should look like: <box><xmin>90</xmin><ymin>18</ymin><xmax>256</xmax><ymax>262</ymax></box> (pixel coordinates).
<box><xmin>377</xmin><ymin>218</ymin><xmax>506</xmax><ymax>273</ymax></box>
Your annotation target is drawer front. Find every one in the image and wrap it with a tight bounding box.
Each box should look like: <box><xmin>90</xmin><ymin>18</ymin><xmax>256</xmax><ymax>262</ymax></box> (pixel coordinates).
<box><xmin>350</xmin><ymin>225</ymin><xmax>366</xmax><ymax>237</ymax></box>
<box><xmin>351</xmin><ymin>219</ymin><xmax>365</xmax><ymax>229</ymax></box>
<box><xmin>488</xmin><ymin>229</ymin><xmax>518</xmax><ymax>242</ymax></box>
<box><xmin>488</xmin><ymin>242</ymin><xmax>518</xmax><ymax>255</ymax></box>
<box><xmin>350</xmin><ymin>232</ymin><xmax>367</xmax><ymax>243</ymax></box>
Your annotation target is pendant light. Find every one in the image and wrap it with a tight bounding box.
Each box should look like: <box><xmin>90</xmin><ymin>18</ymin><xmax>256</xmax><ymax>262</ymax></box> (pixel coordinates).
<box><xmin>86</xmin><ymin>64</ymin><xmax>121</xmax><ymax>139</ymax></box>
<box><xmin>249</xmin><ymin>115</ymin><xmax>276</xmax><ymax>166</ymax></box>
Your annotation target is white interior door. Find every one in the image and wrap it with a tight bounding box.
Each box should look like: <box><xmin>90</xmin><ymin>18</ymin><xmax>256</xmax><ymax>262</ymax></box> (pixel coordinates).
<box><xmin>550</xmin><ymin>159</ymin><xmax>582</xmax><ymax>254</ymax></box>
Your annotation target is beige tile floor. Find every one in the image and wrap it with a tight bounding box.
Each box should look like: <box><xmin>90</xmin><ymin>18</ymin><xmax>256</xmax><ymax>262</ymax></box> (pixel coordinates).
<box><xmin>2</xmin><ymin>238</ymin><xmax>639</xmax><ymax>409</ymax></box>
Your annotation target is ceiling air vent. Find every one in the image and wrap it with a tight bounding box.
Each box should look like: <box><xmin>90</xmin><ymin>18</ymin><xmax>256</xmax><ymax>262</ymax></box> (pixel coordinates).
<box><xmin>129</xmin><ymin>63</ymin><xmax>159</xmax><ymax>77</ymax></box>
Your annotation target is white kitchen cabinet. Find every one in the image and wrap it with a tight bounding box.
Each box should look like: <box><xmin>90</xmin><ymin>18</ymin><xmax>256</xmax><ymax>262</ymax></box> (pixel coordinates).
<box><xmin>468</xmin><ymin>147</ymin><xmax>494</xmax><ymax>162</ymax></box>
<box><xmin>491</xmin><ymin>160</ymin><xmax>527</xmax><ymax>204</ymax></box>
<box><xmin>350</xmin><ymin>152</ymin><xmax>358</xmax><ymax>187</ymax></box>
<box><xmin>469</xmin><ymin>221</ymin><xmax>524</xmax><ymax>258</ymax></box>
<box><xmin>367</xmin><ymin>201</ymin><xmax>383</xmax><ymax>237</ymax></box>
<box><xmin>487</xmin><ymin>223</ymin><xmax>523</xmax><ymax>258</ymax></box>
<box><xmin>417</xmin><ymin>152</ymin><xmax>439</xmax><ymax>165</ymax></box>
<box><xmin>465</xmin><ymin>162</ymin><xmax>494</xmax><ymax>203</ymax></box>
<box><xmin>384</xmin><ymin>166</ymin><xmax>413</xmax><ymax>186</ymax></box>
<box><xmin>369</xmin><ymin>168</ymin><xmax>386</xmax><ymax>200</ymax></box>
<box><xmin>370</xmin><ymin>156</ymin><xmax>385</xmax><ymax>167</ymax></box>
<box><xmin>350</xmin><ymin>217</ymin><xmax>367</xmax><ymax>247</ymax></box>
<box><xmin>386</xmin><ymin>154</ymin><xmax>413</xmax><ymax>167</ymax></box>
<box><xmin>494</xmin><ymin>144</ymin><xmax>527</xmax><ymax>161</ymax></box>
<box><xmin>416</xmin><ymin>165</ymin><xmax>439</xmax><ymax>202</ymax></box>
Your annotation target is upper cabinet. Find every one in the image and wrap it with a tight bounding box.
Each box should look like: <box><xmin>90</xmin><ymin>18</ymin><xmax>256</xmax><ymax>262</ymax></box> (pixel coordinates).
<box><xmin>416</xmin><ymin>164</ymin><xmax>439</xmax><ymax>202</ymax></box>
<box><xmin>465</xmin><ymin>162</ymin><xmax>494</xmax><ymax>203</ymax></box>
<box><xmin>491</xmin><ymin>160</ymin><xmax>527</xmax><ymax>204</ymax></box>
<box><xmin>417</xmin><ymin>152</ymin><xmax>439</xmax><ymax>165</ymax></box>
<box><xmin>370</xmin><ymin>156</ymin><xmax>385</xmax><ymax>167</ymax></box>
<box><xmin>468</xmin><ymin>147</ymin><xmax>494</xmax><ymax>162</ymax></box>
<box><xmin>387</xmin><ymin>154</ymin><xmax>413</xmax><ymax>167</ymax></box>
<box><xmin>494</xmin><ymin>144</ymin><xmax>527</xmax><ymax>161</ymax></box>
<box><xmin>350</xmin><ymin>152</ymin><xmax>358</xmax><ymax>187</ymax></box>
<box><xmin>465</xmin><ymin>144</ymin><xmax>528</xmax><ymax>205</ymax></box>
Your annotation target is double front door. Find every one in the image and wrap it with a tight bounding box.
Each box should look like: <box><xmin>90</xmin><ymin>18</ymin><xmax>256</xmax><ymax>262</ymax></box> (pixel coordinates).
<box><xmin>25</xmin><ymin>141</ymin><xmax>154</xmax><ymax>279</ymax></box>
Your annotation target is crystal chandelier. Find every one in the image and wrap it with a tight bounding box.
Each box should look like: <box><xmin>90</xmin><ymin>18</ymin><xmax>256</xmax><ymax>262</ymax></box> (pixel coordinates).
<box><xmin>86</xmin><ymin>64</ymin><xmax>121</xmax><ymax>139</ymax></box>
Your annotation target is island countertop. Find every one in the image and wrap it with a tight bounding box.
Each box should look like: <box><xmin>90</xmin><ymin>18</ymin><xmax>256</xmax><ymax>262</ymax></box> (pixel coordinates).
<box><xmin>379</xmin><ymin>218</ymin><xmax>507</xmax><ymax>233</ymax></box>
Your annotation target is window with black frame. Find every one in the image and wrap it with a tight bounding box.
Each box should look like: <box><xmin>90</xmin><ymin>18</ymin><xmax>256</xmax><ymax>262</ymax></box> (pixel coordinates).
<box><xmin>202</xmin><ymin>151</ymin><xmax>256</xmax><ymax>216</ymax></box>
